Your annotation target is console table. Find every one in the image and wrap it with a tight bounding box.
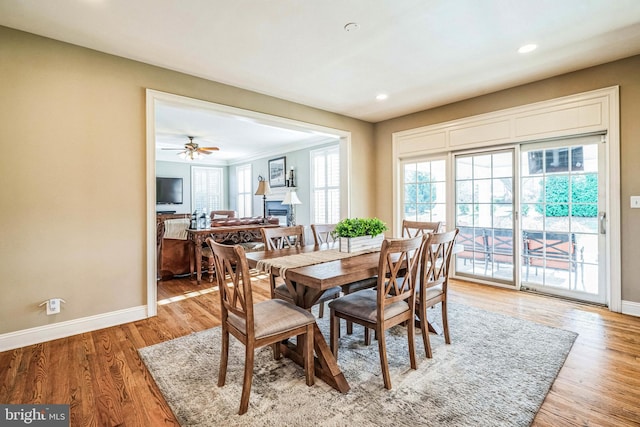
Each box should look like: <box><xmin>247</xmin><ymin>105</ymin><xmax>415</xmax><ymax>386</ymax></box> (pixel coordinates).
<box><xmin>187</xmin><ymin>224</ymin><xmax>280</xmax><ymax>284</ymax></box>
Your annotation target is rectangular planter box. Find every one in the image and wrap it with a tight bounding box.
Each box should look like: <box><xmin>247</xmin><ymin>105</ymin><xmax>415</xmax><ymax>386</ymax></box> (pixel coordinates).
<box><xmin>338</xmin><ymin>234</ymin><xmax>384</xmax><ymax>253</ymax></box>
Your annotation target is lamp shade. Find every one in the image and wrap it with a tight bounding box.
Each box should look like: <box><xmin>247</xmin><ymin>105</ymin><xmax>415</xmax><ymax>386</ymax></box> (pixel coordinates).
<box><xmin>255</xmin><ymin>179</ymin><xmax>271</xmax><ymax>196</ymax></box>
<box><xmin>282</xmin><ymin>190</ymin><xmax>302</xmax><ymax>205</ymax></box>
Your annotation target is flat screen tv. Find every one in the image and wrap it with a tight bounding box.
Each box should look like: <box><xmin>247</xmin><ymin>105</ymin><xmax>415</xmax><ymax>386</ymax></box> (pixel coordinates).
<box><xmin>156</xmin><ymin>177</ymin><xmax>183</xmax><ymax>204</ymax></box>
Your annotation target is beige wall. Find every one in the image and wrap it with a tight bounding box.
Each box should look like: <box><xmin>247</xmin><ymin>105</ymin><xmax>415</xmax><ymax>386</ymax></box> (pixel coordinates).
<box><xmin>0</xmin><ymin>26</ymin><xmax>375</xmax><ymax>335</ymax></box>
<box><xmin>374</xmin><ymin>55</ymin><xmax>640</xmax><ymax>303</ymax></box>
<box><xmin>2</xmin><ymin>23</ymin><xmax>638</xmax><ymax>339</ymax></box>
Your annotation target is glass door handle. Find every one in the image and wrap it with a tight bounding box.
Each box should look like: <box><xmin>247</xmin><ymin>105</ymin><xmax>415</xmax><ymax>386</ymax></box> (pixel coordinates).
<box><xmin>599</xmin><ymin>212</ymin><xmax>607</xmax><ymax>234</ymax></box>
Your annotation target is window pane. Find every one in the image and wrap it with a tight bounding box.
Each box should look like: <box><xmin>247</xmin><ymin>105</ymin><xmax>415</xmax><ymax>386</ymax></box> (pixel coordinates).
<box><xmin>404</xmin><ymin>163</ymin><xmax>417</xmax><ymax>182</ymax></box>
<box><xmin>431</xmin><ymin>160</ymin><xmax>446</xmax><ymax>182</ymax></box>
<box><xmin>456</xmin><ymin>180</ymin><xmax>472</xmax><ymax>203</ymax></box>
<box><xmin>236</xmin><ymin>164</ymin><xmax>251</xmax><ymax>217</ymax></box>
<box><xmin>474</xmin><ymin>155</ymin><xmax>492</xmax><ymax>179</ymax></box>
<box><xmin>456</xmin><ymin>157</ymin><xmax>472</xmax><ymax>180</ymax></box>
<box><xmin>402</xmin><ymin>158</ymin><xmax>446</xmax><ymax>224</ymax></box>
<box><xmin>311</xmin><ymin>145</ymin><xmax>340</xmax><ymax>223</ymax></box>
<box><xmin>192</xmin><ymin>166</ymin><xmax>223</xmax><ymax>213</ymax></box>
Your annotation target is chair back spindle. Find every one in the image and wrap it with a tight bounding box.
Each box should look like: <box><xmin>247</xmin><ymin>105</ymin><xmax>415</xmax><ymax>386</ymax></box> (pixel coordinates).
<box><xmin>262</xmin><ymin>225</ymin><xmax>305</xmax><ymax>250</ymax></box>
<box><xmin>311</xmin><ymin>223</ymin><xmax>338</xmax><ymax>245</ymax></box>
<box><xmin>402</xmin><ymin>219</ymin><xmax>441</xmax><ymax>238</ymax></box>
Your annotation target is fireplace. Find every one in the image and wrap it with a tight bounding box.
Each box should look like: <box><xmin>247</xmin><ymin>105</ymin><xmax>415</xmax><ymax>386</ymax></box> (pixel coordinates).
<box><xmin>265</xmin><ymin>200</ymin><xmax>289</xmax><ymax>225</ymax></box>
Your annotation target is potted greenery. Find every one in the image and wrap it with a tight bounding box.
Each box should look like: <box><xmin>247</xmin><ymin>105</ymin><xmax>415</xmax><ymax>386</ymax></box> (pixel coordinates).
<box><xmin>334</xmin><ymin>217</ymin><xmax>388</xmax><ymax>253</ymax></box>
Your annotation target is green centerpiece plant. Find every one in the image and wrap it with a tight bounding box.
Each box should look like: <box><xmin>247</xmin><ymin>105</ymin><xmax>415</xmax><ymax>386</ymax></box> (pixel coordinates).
<box><xmin>334</xmin><ymin>217</ymin><xmax>388</xmax><ymax>252</ymax></box>
<box><xmin>335</xmin><ymin>217</ymin><xmax>388</xmax><ymax>238</ymax></box>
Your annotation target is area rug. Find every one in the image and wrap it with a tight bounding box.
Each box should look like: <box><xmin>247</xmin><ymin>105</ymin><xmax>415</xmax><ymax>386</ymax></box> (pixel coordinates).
<box><xmin>139</xmin><ymin>303</ymin><xmax>576</xmax><ymax>426</ymax></box>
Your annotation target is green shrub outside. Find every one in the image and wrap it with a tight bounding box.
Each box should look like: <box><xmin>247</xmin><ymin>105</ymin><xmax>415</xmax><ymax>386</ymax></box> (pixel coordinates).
<box><xmin>535</xmin><ymin>174</ymin><xmax>598</xmax><ymax>217</ymax></box>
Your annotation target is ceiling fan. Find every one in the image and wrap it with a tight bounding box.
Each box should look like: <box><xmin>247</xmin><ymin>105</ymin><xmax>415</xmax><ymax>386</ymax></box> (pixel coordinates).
<box><xmin>162</xmin><ymin>136</ymin><xmax>219</xmax><ymax>160</ymax></box>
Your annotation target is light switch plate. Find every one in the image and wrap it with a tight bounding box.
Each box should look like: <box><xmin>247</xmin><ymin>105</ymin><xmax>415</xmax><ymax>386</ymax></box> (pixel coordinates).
<box><xmin>631</xmin><ymin>196</ymin><xmax>640</xmax><ymax>209</ymax></box>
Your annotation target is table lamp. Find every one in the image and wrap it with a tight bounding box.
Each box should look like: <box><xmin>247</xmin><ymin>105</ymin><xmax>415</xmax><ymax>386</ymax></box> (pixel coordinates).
<box><xmin>282</xmin><ymin>190</ymin><xmax>302</xmax><ymax>226</ymax></box>
<box><xmin>255</xmin><ymin>175</ymin><xmax>271</xmax><ymax>224</ymax></box>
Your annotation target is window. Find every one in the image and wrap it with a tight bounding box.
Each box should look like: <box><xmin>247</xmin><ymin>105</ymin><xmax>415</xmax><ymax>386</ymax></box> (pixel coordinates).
<box><xmin>402</xmin><ymin>159</ymin><xmax>446</xmax><ymax>225</ymax></box>
<box><xmin>191</xmin><ymin>166</ymin><xmax>223</xmax><ymax>212</ymax></box>
<box><xmin>311</xmin><ymin>145</ymin><xmax>340</xmax><ymax>224</ymax></box>
<box><xmin>236</xmin><ymin>164</ymin><xmax>252</xmax><ymax>217</ymax></box>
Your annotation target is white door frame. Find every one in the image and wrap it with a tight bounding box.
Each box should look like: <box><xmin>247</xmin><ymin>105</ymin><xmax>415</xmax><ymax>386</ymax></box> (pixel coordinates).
<box><xmin>392</xmin><ymin>86</ymin><xmax>621</xmax><ymax>311</ymax></box>
<box><xmin>145</xmin><ymin>89</ymin><xmax>353</xmax><ymax>316</ymax></box>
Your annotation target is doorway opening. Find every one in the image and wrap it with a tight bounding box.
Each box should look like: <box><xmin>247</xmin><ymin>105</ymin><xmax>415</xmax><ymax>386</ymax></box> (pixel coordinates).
<box><xmin>146</xmin><ymin>89</ymin><xmax>353</xmax><ymax>316</ymax></box>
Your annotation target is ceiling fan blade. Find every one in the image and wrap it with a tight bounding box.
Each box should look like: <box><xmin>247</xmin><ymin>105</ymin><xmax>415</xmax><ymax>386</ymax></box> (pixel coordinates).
<box><xmin>199</xmin><ymin>147</ymin><xmax>219</xmax><ymax>151</ymax></box>
<box><xmin>198</xmin><ymin>150</ymin><xmax>214</xmax><ymax>155</ymax></box>
<box><xmin>161</xmin><ymin>148</ymin><xmax>185</xmax><ymax>150</ymax></box>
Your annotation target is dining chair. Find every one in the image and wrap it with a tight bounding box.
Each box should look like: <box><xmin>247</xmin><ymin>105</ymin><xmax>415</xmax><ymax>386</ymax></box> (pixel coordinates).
<box><xmin>415</xmin><ymin>228</ymin><xmax>459</xmax><ymax>358</ymax></box>
<box><xmin>401</xmin><ymin>219</ymin><xmax>442</xmax><ymax>237</ymax></box>
<box><xmin>310</xmin><ymin>223</ymin><xmax>338</xmax><ymax>245</ymax></box>
<box><xmin>261</xmin><ymin>226</ymin><xmax>341</xmax><ymax>318</ymax></box>
<box><xmin>207</xmin><ymin>238</ymin><xmax>316</xmax><ymax>415</ymax></box>
<box><xmin>328</xmin><ymin>235</ymin><xmax>424</xmax><ymax>389</ymax></box>
<box><xmin>311</xmin><ymin>223</ymin><xmax>378</xmax><ymax>332</ymax></box>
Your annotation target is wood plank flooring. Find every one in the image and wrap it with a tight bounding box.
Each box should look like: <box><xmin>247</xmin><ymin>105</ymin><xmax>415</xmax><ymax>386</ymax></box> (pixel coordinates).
<box><xmin>1</xmin><ymin>276</ymin><xmax>639</xmax><ymax>426</ymax></box>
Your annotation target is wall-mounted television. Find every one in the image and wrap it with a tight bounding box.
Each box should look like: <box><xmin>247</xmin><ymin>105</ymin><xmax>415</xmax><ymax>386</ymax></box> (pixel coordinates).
<box><xmin>156</xmin><ymin>177</ymin><xmax>183</xmax><ymax>204</ymax></box>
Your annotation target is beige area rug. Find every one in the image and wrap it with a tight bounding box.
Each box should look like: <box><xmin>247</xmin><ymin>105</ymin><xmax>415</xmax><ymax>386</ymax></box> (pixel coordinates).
<box><xmin>139</xmin><ymin>303</ymin><xmax>576</xmax><ymax>426</ymax></box>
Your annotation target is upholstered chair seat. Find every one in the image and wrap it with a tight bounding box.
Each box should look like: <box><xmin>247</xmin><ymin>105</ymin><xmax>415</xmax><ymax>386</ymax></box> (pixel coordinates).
<box><xmin>228</xmin><ymin>299</ymin><xmax>316</xmax><ymax>340</ymax></box>
<box><xmin>328</xmin><ymin>289</ymin><xmax>411</xmax><ymax>322</ymax></box>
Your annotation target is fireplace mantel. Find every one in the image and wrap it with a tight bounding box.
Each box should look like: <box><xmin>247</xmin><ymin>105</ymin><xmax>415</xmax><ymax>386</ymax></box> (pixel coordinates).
<box><xmin>266</xmin><ymin>186</ymin><xmax>296</xmax><ymax>201</ymax></box>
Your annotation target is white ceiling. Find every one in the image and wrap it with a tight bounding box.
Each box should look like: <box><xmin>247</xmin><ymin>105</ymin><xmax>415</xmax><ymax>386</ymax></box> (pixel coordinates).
<box><xmin>3</xmin><ymin>0</ymin><xmax>640</xmax><ymax>163</ymax></box>
<box><xmin>153</xmin><ymin>99</ymin><xmax>340</xmax><ymax>165</ymax></box>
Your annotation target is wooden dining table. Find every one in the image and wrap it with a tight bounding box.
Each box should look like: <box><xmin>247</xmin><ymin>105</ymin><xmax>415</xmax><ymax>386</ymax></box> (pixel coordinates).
<box><xmin>245</xmin><ymin>243</ymin><xmax>382</xmax><ymax>393</ymax></box>
<box><xmin>245</xmin><ymin>240</ymin><xmax>461</xmax><ymax>393</ymax></box>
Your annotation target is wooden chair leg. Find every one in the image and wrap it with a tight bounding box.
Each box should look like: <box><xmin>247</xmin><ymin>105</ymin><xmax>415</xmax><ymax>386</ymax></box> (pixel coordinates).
<box><xmin>364</xmin><ymin>327</ymin><xmax>371</xmax><ymax>346</ymax></box>
<box><xmin>442</xmin><ymin>300</ymin><xmax>451</xmax><ymax>344</ymax></box>
<box><xmin>330</xmin><ymin>310</ymin><xmax>339</xmax><ymax>357</ymax></box>
<box><xmin>347</xmin><ymin>320</ymin><xmax>353</xmax><ymax>335</ymax></box>
<box><xmin>239</xmin><ymin>345</ymin><xmax>255</xmax><ymax>415</ymax></box>
<box><xmin>272</xmin><ymin>342</ymin><xmax>281</xmax><ymax>360</ymax></box>
<box><xmin>377</xmin><ymin>327</ymin><xmax>391</xmax><ymax>390</ymax></box>
<box><xmin>407</xmin><ymin>314</ymin><xmax>417</xmax><ymax>370</ymax></box>
<box><xmin>218</xmin><ymin>327</ymin><xmax>229</xmax><ymax>386</ymax></box>
<box><xmin>419</xmin><ymin>304</ymin><xmax>433</xmax><ymax>358</ymax></box>
<box><xmin>318</xmin><ymin>301</ymin><xmax>325</xmax><ymax>318</ymax></box>
<box><xmin>304</xmin><ymin>324</ymin><xmax>315</xmax><ymax>386</ymax></box>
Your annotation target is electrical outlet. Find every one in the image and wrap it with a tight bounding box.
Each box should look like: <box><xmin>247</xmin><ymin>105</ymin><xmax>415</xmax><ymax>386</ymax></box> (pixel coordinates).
<box><xmin>47</xmin><ymin>298</ymin><xmax>61</xmax><ymax>315</ymax></box>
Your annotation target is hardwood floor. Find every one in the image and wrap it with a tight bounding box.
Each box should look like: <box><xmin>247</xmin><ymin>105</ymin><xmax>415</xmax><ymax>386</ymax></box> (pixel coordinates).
<box><xmin>1</xmin><ymin>276</ymin><xmax>639</xmax><ymax>426</ymax></box>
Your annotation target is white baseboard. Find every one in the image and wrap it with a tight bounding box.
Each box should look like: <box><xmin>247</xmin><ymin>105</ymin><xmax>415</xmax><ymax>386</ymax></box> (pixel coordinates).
<box><xmin>0</xmin><ymin>305</ymin><xmax>149</xmax><ymax>352</ymax></box>
<box><xmin>621</xmin><ymin>300</ymin><xmax>640</xmax><ymax>318</ymax></box>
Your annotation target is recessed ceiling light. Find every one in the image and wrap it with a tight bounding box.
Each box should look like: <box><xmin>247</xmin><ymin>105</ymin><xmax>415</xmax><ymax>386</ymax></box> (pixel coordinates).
<box><xmin>376</xmin><ymin>93</ymin><xmax>388</xmax><ymax>101</ymax></box>
<box><xmin>518</xmin><ymin>44</ymin><xmax>538</xmax><ymax>54</ymax></box>
<box><xmin>344</xmin><ymin>22</ymin><xmax>360</xmax><ymax>32</ymax></box>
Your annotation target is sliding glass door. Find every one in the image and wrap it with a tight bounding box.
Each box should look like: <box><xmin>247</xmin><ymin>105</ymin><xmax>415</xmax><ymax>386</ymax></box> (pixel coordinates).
<box><xmin>520</xmin><ymin>136</ymin><xmax>606</xmax><ymax>303</ymax></box>
<box><xmin>454</xmin><ymin>150</ymin><xmax>516</xmax><ymax>285</ymax></box>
